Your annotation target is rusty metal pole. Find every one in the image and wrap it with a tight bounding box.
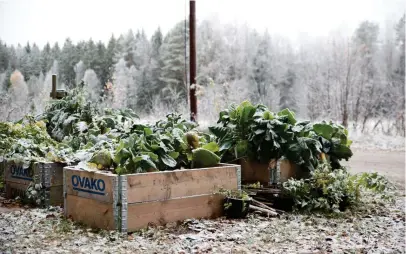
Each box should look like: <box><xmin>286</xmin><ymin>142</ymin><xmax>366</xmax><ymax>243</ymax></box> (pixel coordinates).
<box><xmin>51</xmin><ymin>74</ymin><xmax>57</xmax><ymax>99</ymax></box>
<box><xmin>189</xmin><ymin>0</ymin><xmax>197</xmax><ymax>122</ymax></box>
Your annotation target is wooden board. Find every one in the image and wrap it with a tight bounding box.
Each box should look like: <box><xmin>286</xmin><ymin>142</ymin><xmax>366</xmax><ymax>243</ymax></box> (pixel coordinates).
<box><xmin>240</xmin><ymin>159</ymin><xmax>272</xmax><ymax>184</ymax></box>
<box><xmin>64</xmin><ymin>167</ymin><xmax>117</xmax><ymax>203</ymax></box>
<box><xmin>65</xmin><ymin>194</ymin><xmax>116</xmax><ymax>230</ymax></box>
<box><xmin>39</xmin><ymin>163</ymin><xmax>65</xmax><ymax>186</ymax></box>
<box><xmin>5</xmin><ymin>181</ymin><xmax>64</xmax><ymax>206</ymax></box>
<box><xmin>126</xmin><ymin>164</ymin><xmax>239</xmax><ymax>203</ymax></box>
<box><xmin>279</xmin><ymin>159</ymin><xmax>300</xmax><ymax>182</ymax></box>
<box><xmin>126</xmin><ymin>194</ymin><xmax>224</xmax><ymax>231</ymax></box>
<box><xmin>5</xmin><ymin>161</ymin><xmax>66</xmax><ymax>187</ymax></box>
<box><xmin>48</xmin><ymin>186</ymin><xmax>64</xmax><ymax>207</ymax></box>
<box><xmin>5</xmin><ymin>181</ymin><xmax>29</xmax><ymax>200</ymax></box>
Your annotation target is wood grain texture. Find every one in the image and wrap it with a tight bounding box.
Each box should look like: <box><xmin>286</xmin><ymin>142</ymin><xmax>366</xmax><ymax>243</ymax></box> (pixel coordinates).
<box><xmin>64</xmin><ymin>167</ymin><xmax>117</xmax><ymax>203</ymax></box>
<box><xmin>240</xmin><ymin>159</ymin><xmax>271</xmax><ymax>184</ymax></box>
<box><xmin>65</xmin><ymin>194</ymin><xmax>116</xmax><ymax>230</ymax></box>
<box><xmin>43</xmin><ymin>163</ymin><xmax>65</xmax><ymax>186</ymax></box>
<box><xmin>279</xmin><ymin>159</ymin><xmax>300</xmax><ymax>182</ymax></box>
<box><xmin>126</xmin><ymin>194</ymin><xmax>224</xmax><ymax>231</ymax></box>
<box><xmin>5</xmin><ymin>181</ymin><xmax>29</xmax><ymax>200</ymax></box>
<box><xmin>126</xmin><ymin>164</ymin><xmax>239</xmax><ymax>203</ymax></box>
<box><xmin>48</xmin><ymin>185</ymin><xmax>64</xmax><ymax>207</ymax></box>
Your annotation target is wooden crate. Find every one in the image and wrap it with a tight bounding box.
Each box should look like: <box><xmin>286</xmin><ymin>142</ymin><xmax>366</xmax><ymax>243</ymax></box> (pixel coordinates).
<box><xmin>63</xmin><ymin>163</ymin><xmax>242</xmax><ymax>232</ymax></box>
<box><xmin>240</xmin><ymin>158</ymin><xmax>300</xmax><ymax>185</ymax></box>
<box><xmin>4</xmin><ymin>160</ymin><xmax>66</xmax><ymax>207</ymax></box>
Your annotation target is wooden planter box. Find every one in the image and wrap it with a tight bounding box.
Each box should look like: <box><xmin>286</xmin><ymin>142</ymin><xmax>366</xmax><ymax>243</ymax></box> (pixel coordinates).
<box><xmin>240</xmin><ymin>158</ymin><xmax>300</xmax><ymax>185</ymax></box>
<box><xmin>63</xmin><ymin>163</ymin><xmax>242</xmax><ymax>232</ymax></box>
<box><xmin>4</xmin><ymin>160</ymin><xmax>67</xmax><ymax>207</ymax></box>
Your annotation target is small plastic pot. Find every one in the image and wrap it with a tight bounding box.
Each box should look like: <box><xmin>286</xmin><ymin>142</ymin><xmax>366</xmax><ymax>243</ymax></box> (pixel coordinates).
<box><xmin>224</xmin><ymin>197</ymin><xmax>252</xmax><ymax>219</ymax></box>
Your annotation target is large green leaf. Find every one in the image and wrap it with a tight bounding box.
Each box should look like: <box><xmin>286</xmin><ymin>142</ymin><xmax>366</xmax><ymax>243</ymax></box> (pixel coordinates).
<box><xmin>202</xmin><ymin>142</ymin><xmax>219</xmax><ymax>153</ymax></box>
<box><xmin>277</xmin><ymin>108</ymin><xmax>297</xmax><ymax>125</ymax></box>
<box><xmin>160</xmin><ymin>153</ymin><xmax>177</xmax><ymax>167</ymax></box>
<box><xmin>313</xmin><ymin>123</ymin><xmax>334</xmax><ymax>140</ymax></box>
<box><xmin>208</xmin><ymin>126</ymin><xmax>229</xmax><ymax>139</ymax></box>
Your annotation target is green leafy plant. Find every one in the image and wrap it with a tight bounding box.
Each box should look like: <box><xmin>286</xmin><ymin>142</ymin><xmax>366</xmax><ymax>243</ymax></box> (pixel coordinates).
<box><xmin>209</xmin><ymin>101</ymin><xmax>353</xmax><ymax>173</ymax></box>
<box><xmin>0</xmin><ymin>116</ymin><xmax>75</xmax><ymax>165</ymax></box>
<box><xmin>282</xmin><ymin>162</ymin><xmax>395</xmax><ymax>213</ymax></box>
<box><xmin>36</xmin><ymin>84</ymin><xmax>99</xmax><ymax>142</ymax></box>
<box><xmin>85</xmin><ymin>113</ymin><xmax>221</xmax><ymax>175</ymax></box>
<box><xmin>209</xmin><ymin>100</ymin><xmax>260</xmax><ymax>162</ymax></box>
<box><xmin>24</xmin><ymin>181</ymin><xmax>47</xmax><ymax>207</ymax></box>
<box><xmin>216</xmin><ymin>188</ymin><xmax>251</xmax><ymax>212</ymax></box>
<box><xmin>312</xmin><ymin>121</ymin><xmax>353</xmax><ymax>169</ymax></box>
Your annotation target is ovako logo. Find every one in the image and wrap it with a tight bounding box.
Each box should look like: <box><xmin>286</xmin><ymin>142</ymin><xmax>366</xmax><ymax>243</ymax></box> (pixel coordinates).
<box><xmin>10</xmin><ymin>164</ymin><xmax>33</xmax><ymax>181</ymax></box>
<box><xmin>71</xmin><ymin>175</ymin><xmax>106</xmax><ymax>195</ymax></box>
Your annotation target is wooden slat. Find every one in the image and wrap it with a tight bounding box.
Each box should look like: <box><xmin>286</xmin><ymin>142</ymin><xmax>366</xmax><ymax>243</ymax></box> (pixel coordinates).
<box><xmin>64</xmin><ymin>167</ymin><xmax>116</xmax><ymax>203</ymax></box>
<box><xmin>279</xmin><ymin>159</ymin><xmax>300</xmax><ymax>182</ymax></box>
<box><xmin>240</xmin><ymin>159</ymin><xmax>271</xmax><ymax>184</ymax></box>
<box><xmin>49</xmin><ymin>186</ymin><xmax>64</xmax><ymax>207</ymax></box>
<box><xmin>45</xmin><ymin>163</ymin><xmax>65</xmax><ymax>186</ymax></box>
<box><xmin>126</xmin><ymin>194</ymin><xmax>224</xmax><ymax>231</ymax></box>
<box><xmin>5</xmin><ymin>181</ymin><xmax>29</xmax><ymax>200</ymax></box>
<box><xmin>65</xmin><ymin>194</ymin><xmax>116</xmax><ymax>230</ymax></box>
<box><xmin>126</xmin><ymin>165</ymin><xmax>238</xmax><ymax>203</ymax></box>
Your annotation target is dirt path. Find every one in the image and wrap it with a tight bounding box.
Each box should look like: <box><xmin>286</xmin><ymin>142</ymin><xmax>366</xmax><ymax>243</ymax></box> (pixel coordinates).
<box><xmin>343</xmin><ymin>149</ymin><xmax>405</xmax><ymax>189</ymax></box>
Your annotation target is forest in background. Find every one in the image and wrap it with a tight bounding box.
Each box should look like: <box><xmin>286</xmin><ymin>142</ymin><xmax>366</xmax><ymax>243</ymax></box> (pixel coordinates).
<box><xmin>0</xmin><ymin>15</ymin><xmax>404</xmax><ymax>136</ymax></box>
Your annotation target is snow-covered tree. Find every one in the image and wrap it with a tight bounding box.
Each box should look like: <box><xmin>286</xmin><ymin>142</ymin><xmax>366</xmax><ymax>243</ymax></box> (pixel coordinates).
<box><xmin>112</xmin><ymin>58</ymin><xmax>130</xmax><ymax>109</ymax></box>
<box><xmin>83</xmin><ymin>69</ymin><xmax>101</xmax><ymax>102</ymax></box>
<box><xmin>74</xmin><ymin>60</ymin><xmax>86</xmax><ymax>84</ymax></box>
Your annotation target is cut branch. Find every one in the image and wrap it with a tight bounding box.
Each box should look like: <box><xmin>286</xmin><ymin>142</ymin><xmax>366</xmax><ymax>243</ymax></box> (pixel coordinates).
<box><xmin>249</xmin><ymin>204</ymin><xmax>278</xmax><ymax>217</ymax></box>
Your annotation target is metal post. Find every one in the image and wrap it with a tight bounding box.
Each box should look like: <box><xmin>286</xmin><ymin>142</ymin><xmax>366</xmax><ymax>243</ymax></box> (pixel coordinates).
<box><xmin>51</xmin><ymin>74</ymin><xmax>57</xmax><ymax>99</ymax></box>
<box><xmin>189</xmin><ymin>0</ymin><xmax>197</xmax><ymax>122</ymax></box>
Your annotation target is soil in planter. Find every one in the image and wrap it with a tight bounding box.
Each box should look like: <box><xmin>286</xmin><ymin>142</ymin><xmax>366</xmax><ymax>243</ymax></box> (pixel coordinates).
<box><xmin>265</xmin><ymin>195</ymin><xmax>295</xmax><ymax>212</ymax></box>
<box><xmin>224</xmin><ymin>197</ymin><xmax>252</xmax><ymax>219</ymax></box>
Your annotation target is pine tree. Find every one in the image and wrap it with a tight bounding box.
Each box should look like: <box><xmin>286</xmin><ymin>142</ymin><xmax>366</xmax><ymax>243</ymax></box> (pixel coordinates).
<box><xmin>253</xmin><ymin>30</ymin><xmax>272</xmax><ymax>104</ymax></box>
<box><xmin>41</xmin><ymin>43</ymin><xmax>53</xmax><ymax>75</ymax></box>
<box><xmin>137</xmin><ymin>27</ymin><xmax>163</xmax><ymax>110</ymax></box>
<box><xmin>74</xmin><ymin>60</ymin><xmax>86</xmax><ymax>84</ymax></box>
<box><xmin>159</xmin><ymin>21</ymin><xmax>189</xmax><ymax>105</ymax></box>
<box><xmin>95</xmin><ymin>41</ymin><xmax>107</xmax><ymax>87</ymax></box>
<box><xmin>112</xmin><ymin>58</ymin><xmax>130</xmax><ymax>109</ymax></box>
<box><xmin>83</xmin><ymin>69</ymin><xmax>101</xmax><ymax>102</ymax></box>
<box><xmin>121</xmin><ymin>30</ymin><xmax>136</xmax><ymax>68</ymax></box>
<box><xmin>104</xmin><ymin>34</ymin><xmax>117</xmax><ymax>83</ymax></box>
<box><xmin>278</xmin><ymin>68</ymin><xmax>297</xmax><ymax>111</ymax></box>
<box><xmin>0</xmin><ymin>40</ymin><xmax>9</xmax><ymax>72</ymax></box>
<box><xmin>60</xmin><ymin>38</ymin><xmax>77</xmax><ymax>87</ymax></box>
<box><xmin>30</xmin><ymin>43</ymin><xmax>42</xmax><ymax>77</ymax></box>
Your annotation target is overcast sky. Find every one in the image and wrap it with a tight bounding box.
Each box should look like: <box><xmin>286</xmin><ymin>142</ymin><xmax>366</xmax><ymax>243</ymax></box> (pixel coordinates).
<box><xmin>0</xmin><ymin>0</ymin><xmax>405</xmax><ymax>48</ymax></box>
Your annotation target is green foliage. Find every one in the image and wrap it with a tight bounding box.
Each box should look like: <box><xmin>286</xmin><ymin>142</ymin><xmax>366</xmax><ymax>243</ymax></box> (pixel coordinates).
<box><xmin>36</xmin><ymin>84</ymin><xmax>99</xmax><ymax>142</ymax></box>
<box><xmin>216</xmin><ymin>188</ymin><xmax>251</xmax><ymax>211</ymax></box>
<box><xmin>191</xmin><ymin>148</ymin><xmax>220</xmax><ymax>168</ymax></box>
<box><xmin>209</xmin><ymin>100</ymin><xmax>353</xmax><ymax>172</ymax></box>
<box><xmin>24</xmin><ymin>181</ymin><xmax>47</xmax><ymax>207</ymax></box>
<box><xmin>109</xmin><ymin>113</ymin><xmax>218</xmax><ymax>175</ymax></box>
<box><xmin>282</xmin><ymin>162</ymin><xmax>395</xmax><ymax>213</ymax></box>
<box><xmin>313</xmin><ymin>121</ymin><xmax>353</xmax><ymax>169</ymax></box>
<box><xmin>0</xmin><ymin>116</ymin><xmax>75</xmax><ymax>164</ymax></box>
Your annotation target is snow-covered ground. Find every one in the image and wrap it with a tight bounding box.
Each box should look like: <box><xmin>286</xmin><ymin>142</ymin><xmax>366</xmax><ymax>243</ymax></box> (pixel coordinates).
<box><xmin>1</xmin><ymin>191</ymin><xmax>404</xmax><ymax>254</ymax></box>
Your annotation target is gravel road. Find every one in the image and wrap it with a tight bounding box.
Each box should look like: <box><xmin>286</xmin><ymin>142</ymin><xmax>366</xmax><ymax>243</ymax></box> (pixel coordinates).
<box><xmin>343</xmin><ymin>149</ymin><xmax>405</xmax><ymax>189</ymax></box>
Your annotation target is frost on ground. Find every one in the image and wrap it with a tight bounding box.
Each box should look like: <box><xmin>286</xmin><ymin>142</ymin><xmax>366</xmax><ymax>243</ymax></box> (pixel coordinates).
<box><xmin>349</xmin><ymin>132</ymin><xmax>405</xmax><ymax>152</ymax></box>
<box><xmin>0</xmin><ymin>191</ymin><xmax>404</xmax><ymax>254</ymax></box>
